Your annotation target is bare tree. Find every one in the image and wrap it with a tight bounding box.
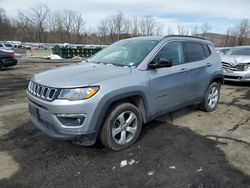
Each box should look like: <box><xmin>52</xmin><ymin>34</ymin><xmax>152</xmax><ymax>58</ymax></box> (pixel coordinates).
<box><xmin>131</xmin><ymin>16</ymin><xmax>139</xmax><ymax>36</ymax></box>
<box><xmin>52</xmin><ymin>10</ymin><xmax>64</xmax><ymax>40</ymax></box>
<box><xmin>17</xmin><ymin>1</ymin><xmax>50</xmax><ymax>42</ymax></box>
<box><xmin>191</xmin><ymin>24</ymin><xmax>199</xmax><ymax>36</ymax></box>
<box><xmin>72</xmin><ymin>12</ymin><xmax>85</xmax><ymax>43</ymax></box>
<box><xmin>98</xmin><ymin>15</ymin><xmax>116</xmax><ymax>43</ymax></box>
<box><xmin>177</xmin><ymin>25</ymin><xmax>189</xmax><ymax>35</ymax></box>
<box><xmin>237</xmin><ymin>19</ymin><xmax>249</xmax><ymax>45</ymax></box>
<box><xmin>230</xmin><ymin>27</ymin><xmax>239</xmax><ymax>46</ymax></box>
<box><xmin>98</xmin><ymin>18</ymin><xmax>109</xmax><ymax>44</ymax></box>
<box><xmin>224</xmin><ymin>19</ymin><xmax>250</xmax><ymax>46</ymax></box>
<box><xmin>61</xmin><ymin>9</ymin><xmax>75</xmax><ymax>41</ymax></box>
<box><xmin>200</xmin><ymin>23</ymin><xmax>211</xmax><ymax>37</ymax></box>
<box><xmin>112</xmin><ymin>12</ymin><xmax>125</xmax><ymax>40</ymax></box>
<box><xmin>155</xmin><ymin>20</ymin><xmax>163</xmax><ymax>36</ymax></box>
<box><xmin>47</xmin><ymin>9</ymin><xmax>85</xmax><ymax>43</ymax></box>
<box><xmin>107</xmin><ymin>17</ymin><xmax>115</xmax><ymax>41</ymax></box>
<box><xmin>0</xmin><ymin>8</ymin><xmax>14</xmax><ymax>40</ymax></box>
<box><xmin>224</xmin><ymin>26</ymin><xmax>232</xmax><ymax>46</ymax></box>
<box><xmin>139</xmin><ymin>16</ymin><xmax>158</xmax><ymax>36</ymax></box>
<box><xmin>123</xmin><ymin>18</ymin><xmax>131</xmax><ymax>35</ymax></box>
<box><xmin>98</xmin><ymin>12</ymin><xmax>130</xmax><ymax>43</ymax></box>
<box><xmin>166</xmin><ymin>26</ymin><xmax>174</xmax><ymax>35</ymax></box>
<box><xmin>16</xmin><ymin>11</ymin><xmax>37</xmax><ymax>41</ymax></box>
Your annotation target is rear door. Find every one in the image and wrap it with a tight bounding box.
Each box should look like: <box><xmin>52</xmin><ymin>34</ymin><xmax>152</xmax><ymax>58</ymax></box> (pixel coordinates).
<box><xmin>147</xmin><ymin>41</ymin><xmax>190</xmax><ymax>114</ymax></box>
<box><xmin>183</xmin><ymin>42</ymin><xmax>212</xmax><ymax>101</ymax></box>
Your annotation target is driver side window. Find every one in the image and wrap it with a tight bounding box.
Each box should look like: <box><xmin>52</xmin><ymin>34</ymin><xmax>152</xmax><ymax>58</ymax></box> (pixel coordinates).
<box><xmin>153</xmin><ymin>42</ymin><xmax>184</xmax><ymax>66</ymax></box>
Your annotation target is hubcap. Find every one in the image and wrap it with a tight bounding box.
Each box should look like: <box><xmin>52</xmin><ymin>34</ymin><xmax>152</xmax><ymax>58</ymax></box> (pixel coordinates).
<box><xmin>208</xmin><ymin>86</ymin><xmax>219</xmax><ymax>109</ymax></box>
<box><xmin>112</xmin><ymin>111</ymin><xmax>138</xmax><ymax>145</ymax></box>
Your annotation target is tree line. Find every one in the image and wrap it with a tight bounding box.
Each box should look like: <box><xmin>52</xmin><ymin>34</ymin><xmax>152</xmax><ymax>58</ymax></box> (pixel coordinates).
<box><xmin>0</xmin><ymin>2</ymin><xmax>164</xmax><ymax>44</ymax></box>
<box><xmin>224</xmin><ymin>19</ymin><xmax>250</xmax><ymax>46</ymax></box>
<box><xmin>0</xmin><ymin>2</ymin><xmax>249</xmax><ymax>46</ymax></box>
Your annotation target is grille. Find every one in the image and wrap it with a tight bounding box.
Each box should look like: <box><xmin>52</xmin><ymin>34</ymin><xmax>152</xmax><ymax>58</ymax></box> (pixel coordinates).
<box><xmin>28</xmin><ymin>81</ymin><xmax>58</xmax><ymax>101</ymax></box>
<box><xmin>222</xmin><ymin>62</ymin><xmax>245</xmax><ymax>71</ymax></box>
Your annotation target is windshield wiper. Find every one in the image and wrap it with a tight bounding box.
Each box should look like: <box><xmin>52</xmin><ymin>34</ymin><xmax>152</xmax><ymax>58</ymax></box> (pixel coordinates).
<box><xmin>88</xmin><ymin>60</ymin><xmax>102</xmax><ymax>64</ymax></box>
<box><xmin>108</xmin><ymin>62</ymin><xmax>130</xmax><ymax>67</ymax></box>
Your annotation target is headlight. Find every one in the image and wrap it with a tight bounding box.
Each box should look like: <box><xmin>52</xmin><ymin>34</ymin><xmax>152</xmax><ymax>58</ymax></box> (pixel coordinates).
<box><xmin>244</xmin><ymin>64</ymin><xmax>250</xmax><ymax>71</ymax></box>
<box><xmin>58</xmin><ymin>86</ymin><xmax>99</xmax><ymax>100</ymax></box>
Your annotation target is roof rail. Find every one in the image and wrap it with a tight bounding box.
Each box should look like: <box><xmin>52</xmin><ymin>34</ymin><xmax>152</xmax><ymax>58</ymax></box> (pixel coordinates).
<box><xmin>163</xmin><ymin>35</ymin><xmax>206</xmax><ymax>40</ymax></box>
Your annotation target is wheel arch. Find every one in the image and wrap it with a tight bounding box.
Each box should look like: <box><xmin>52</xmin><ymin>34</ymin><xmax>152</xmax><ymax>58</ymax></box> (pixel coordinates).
<box><xmin>93</xmin><ymin>91</ymin><xmax>149</xmax><ymax>136</ymax></box>
<box><xmin>209</xmin><ymin>74</ymin><xmax>224</xmax><ymax>86</ymax></box>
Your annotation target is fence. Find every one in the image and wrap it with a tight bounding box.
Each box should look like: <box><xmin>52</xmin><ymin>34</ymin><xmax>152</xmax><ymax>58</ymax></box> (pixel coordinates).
<box><xmin>52</xmin><ymin>47</ymin><xmax>104</xmax><ymax>58</ymax></box>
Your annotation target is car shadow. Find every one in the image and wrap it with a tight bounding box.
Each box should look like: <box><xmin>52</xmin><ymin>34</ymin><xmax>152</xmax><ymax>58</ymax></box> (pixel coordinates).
<box><xmin>221</xmin><ymin>82</ymin><xmax>250</xmax><ymax>110</ymax></box>
<box><xmin>0</xmin><ymin>118</ymin><xmax>249</xmax><ymax>188</ymax></box>
<box><xmin>0</xmin><ymin>67</ymin><xmax>18</xmax><ymax>71</ymax></box>
<box><xmin>224</xmin><ymin>80</ymin><xmax>250</xmax><ymax>87</ymax></box>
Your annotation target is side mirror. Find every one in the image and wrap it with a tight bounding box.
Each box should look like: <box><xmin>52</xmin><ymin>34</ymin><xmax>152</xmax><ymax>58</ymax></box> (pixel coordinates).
<box><xmin>148</xmin><ymin>58</ymin><xmax>172</xmax><ymax>69</ymax></box>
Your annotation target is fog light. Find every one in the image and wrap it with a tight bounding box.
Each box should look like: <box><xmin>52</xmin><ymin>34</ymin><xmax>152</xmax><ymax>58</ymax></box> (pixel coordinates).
<box><xmin>57</xmin><ymin>114</ymin><xmax>86</xmax><ymax>127</ymax></box>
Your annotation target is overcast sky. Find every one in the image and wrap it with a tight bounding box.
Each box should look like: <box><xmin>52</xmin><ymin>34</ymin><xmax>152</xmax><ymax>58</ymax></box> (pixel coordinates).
<box><xmin>1</xmin><ymin>0</ymin><xmax>250</xmax><ymax>34</ymax></box>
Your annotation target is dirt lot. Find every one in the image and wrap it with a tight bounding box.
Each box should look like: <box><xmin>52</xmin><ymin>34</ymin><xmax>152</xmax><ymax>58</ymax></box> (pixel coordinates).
<box><xmin>0</xmin><ymin>59</ymin><xmax>250</xmax><ymax>188</ymax></box>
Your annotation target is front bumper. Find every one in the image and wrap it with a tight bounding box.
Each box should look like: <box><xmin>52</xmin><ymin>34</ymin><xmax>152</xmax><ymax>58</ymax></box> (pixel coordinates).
<box><xmin>27</xmin><ymin>90</ymin><xmax>103</xmax><ymax>144</ymax></box>
<box><xmin>223</xmin><ymin>69</ymin><xmax>250</xmax><ymax>82</ymax></box>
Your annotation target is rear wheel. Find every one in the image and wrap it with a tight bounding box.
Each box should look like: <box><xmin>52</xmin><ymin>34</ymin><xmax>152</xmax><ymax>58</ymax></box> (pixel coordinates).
<box><xmin>100</xmin><ymin>102</ymin><xmax>142</xmax><ymax>151</ymax></box>
<box><xmin>201</xmin><ymin>82</ymin><xmax>220</xmax><ymax>112</ymax></box>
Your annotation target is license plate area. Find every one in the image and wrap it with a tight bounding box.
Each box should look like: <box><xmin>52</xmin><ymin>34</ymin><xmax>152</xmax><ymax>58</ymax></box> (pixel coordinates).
<box><xmin>29</xmin><ymin>104</ymin><xmax>55</xmax><ymax>131</ymax></box>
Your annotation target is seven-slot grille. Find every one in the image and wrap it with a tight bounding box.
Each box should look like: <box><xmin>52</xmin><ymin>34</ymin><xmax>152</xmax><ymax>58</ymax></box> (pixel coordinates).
<box><xmin>28</xmin><ymin>81</ymin><xmax>58</xmax><ymax>101</ymax></box>
<box><xmin>222</xmin><ymin>62</ymin><xmax>245</xmax><ymax>71</ymax></box>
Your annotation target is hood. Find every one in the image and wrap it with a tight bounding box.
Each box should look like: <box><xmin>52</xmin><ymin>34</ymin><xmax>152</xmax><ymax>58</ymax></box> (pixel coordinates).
<box><xmin>221</xmin><ymin>55</ymin><xmax>250</xmax><ymax>66</ymax></box>
<box><xmin>33</xmin><ymin>62</ymin><xmax>131</xmax><ymax>88</ymax></box>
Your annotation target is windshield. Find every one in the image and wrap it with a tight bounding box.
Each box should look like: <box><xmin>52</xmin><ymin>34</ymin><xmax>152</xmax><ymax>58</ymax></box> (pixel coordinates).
<box><xmin>89</xmin><ymin>39</ymin><xmax>158</xmax><ymax>67</ymax></box>
<box><xmin>220</xmin><ymin>48</ymin><xmax>231</xmax><ymax>54</ymax></box>
<box><xmin>226</xmin><ymin>48</ymin><xmax>250</xmax><ymax>56</ymax></box>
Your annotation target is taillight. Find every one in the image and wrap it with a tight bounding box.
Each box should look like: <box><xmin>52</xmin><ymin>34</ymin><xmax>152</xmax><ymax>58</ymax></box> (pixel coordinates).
<box><xmin>9</xmin><ymin>53</ymin><xmax>16</xmax><ymax>58</ymax></box>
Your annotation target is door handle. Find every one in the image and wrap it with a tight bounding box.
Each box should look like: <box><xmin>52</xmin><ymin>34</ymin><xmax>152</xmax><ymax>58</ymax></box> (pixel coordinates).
<box><xmin>206</xmin><ymin>63</ymin><xmax>212</xmax><ymax>67</ymax></box>
<box><xmin>179</xmin><ymin>68</ymin><xmax>189</xmax><ymax>73</ymax></box>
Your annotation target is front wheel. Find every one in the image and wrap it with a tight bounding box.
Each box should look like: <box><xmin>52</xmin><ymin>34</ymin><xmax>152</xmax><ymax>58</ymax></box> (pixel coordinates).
<box><xmin>201</xmin><ymin>82</ymin><xmax>220</xmax><ymax>112</ymax></box>
<box><xmin>100</xmin><ymin>103</ymin><xmax>142</xmax><ymax>151</ymax></box>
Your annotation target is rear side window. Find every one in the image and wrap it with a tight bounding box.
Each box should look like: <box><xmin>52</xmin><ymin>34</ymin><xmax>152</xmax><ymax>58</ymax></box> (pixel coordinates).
<box><xmin>184</xmin><ymin>42</ymin><xmax>205</xmax><ymax>62</ymax></box>
<box><xmin>203</xmin><ymin>44</ymin><xmax>211</xmax><ymax>57</ymax></box>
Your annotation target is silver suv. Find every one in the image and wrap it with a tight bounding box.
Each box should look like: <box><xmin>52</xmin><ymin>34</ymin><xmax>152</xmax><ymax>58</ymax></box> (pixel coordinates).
<box><xmin>27</xmin><ymin>36</ymin><xmax>223</xmax><ymax>150</ymax></box>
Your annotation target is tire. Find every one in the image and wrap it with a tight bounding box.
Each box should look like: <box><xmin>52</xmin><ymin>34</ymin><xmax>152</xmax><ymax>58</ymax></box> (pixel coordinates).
<box><xmin>0</xmin><ymin>62</ymin><xmax>3</xmax><ymax>71</ymax></box>
<box><xmin>201</xmin><ymin>82</ymin><xmax>220</xmax><ymax>112</ymax></box>
<box><xmin>100</xmin><ymin>102</ymin><xmax>142</xmax><ymax>151</ymax></box>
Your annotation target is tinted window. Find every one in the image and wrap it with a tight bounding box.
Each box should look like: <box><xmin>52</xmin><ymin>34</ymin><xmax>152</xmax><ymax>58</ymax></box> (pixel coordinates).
<box><xmin>203</xmin><ymin>44</ymin><xmax>211</xmax><ymax>57</ymax></box>
<box><xmin>185</xmin><ymin>42</ymin><xmax>205</xmax><ymax>62</ymax></box>
<box><xmin>154</xmin><ymin>42</ymin><xmax>184</xmax><ymax>66</ymax></box>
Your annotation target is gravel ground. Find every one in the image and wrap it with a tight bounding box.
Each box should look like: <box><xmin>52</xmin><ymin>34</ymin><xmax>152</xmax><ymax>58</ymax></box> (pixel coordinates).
<box><xmin>0</xmin><ymin>59</ymin><xmax>249</xmax><ymax>188</ymax></box>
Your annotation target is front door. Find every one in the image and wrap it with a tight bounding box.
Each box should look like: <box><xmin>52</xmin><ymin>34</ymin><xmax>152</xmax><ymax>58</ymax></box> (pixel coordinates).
<box><xmin>147</xmin><ymin>41</ymin><xmax>189</xmax><ymax>115</ymax></box>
